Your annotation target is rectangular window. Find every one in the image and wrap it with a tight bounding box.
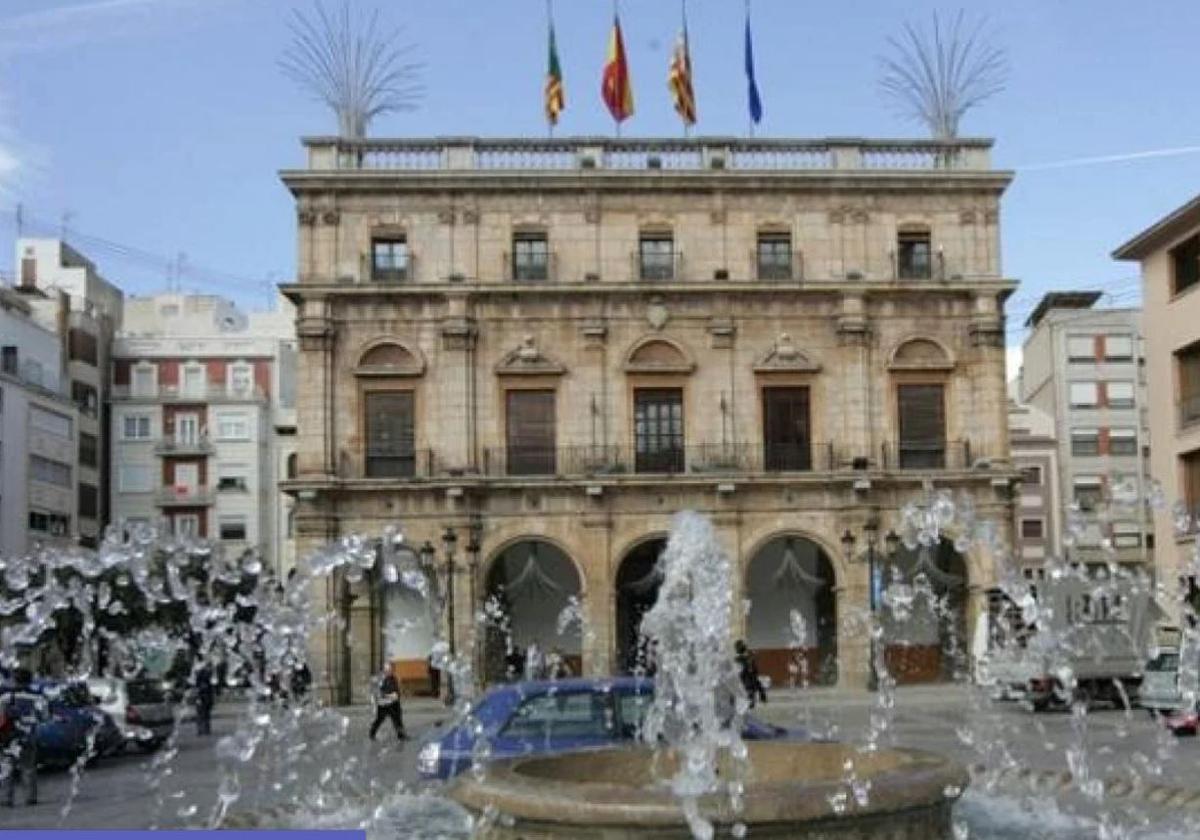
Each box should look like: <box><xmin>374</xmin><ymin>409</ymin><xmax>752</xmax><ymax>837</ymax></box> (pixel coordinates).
<box><xmin>897</xmin><ymin>230</ymin><xmax>932</xmax><ymax>280</ymax></box>
<box><xmin>118</xmin><ymin>463</ymin><xmax>153</xmax><ymax>493</ymax></box>
<box><xmin>1071</xmin><ymin>427</ymin><xmax>1100</xmax><ymax>456</ymax></box>
<box><xmin>79</xmin><ymin>432</ymin><xmax>98</xmax><ymax>468</ymax></box>
<box><xmin>228</xmin><ymin>363</ymin><xmax>254</xmax><ymax>396</ymax></box>
<box><xmin>174</xmin><ymin>514</ymin><xmax>200</xmax><ymax>538</ymax></box>
<box><xmin>78</xmin><ymin>484</ymin><xmax>98</xmax><ymax>519</ymax></box>
<box><xmin>1112</xmin><ymin>523</ymin><xmax>1142</xmax><ymax>548</ymax></box>
<box><xmin>1104</xmin><ymin>335</ymin><xmax>1134</xmax><ymax>362</ymax></box>
<box><xmin>30</xmin><ymin>455</ymin><xmax>72</xmax><ymax>487</ymax></box>
<box><xmin>756</xmin><ymin>233</ymin><xmax>793</xmax><ymax>281</ymax></box>
<box><xmin>122</xmin><ymin>414</ymin><xmax>152</xmax><ymax>440</ymax></box>
<box><xmin>68</xmin><ymin>328</ymin><xmax>98</xmax><ymax>366</ymax></box>
<box><xmin>181</xmin><ymin>365</ymin><xmax>205</xmax><ymax>398</ymax></box>
<box><xmin>506</xmin><ymin>390</ymin><xmax>556</xmax><ymax>475</ymax></box>
<box><xmin>132</xmin><ymin>365</ymin><xmax>155</xmax><ymax>396</ymax></box>
<box><xmin>512</xmin><ymin>232</ymin><xmax>549</xmax><ymax>281</ymax></box>
<box><xmin>1021</xmin><ymin>519</ymin><xmax>1044</xmax><ymax>540</ymax></box>
<box><xmin>1020</xmin><ymin>465</ymin><xmax>1042</xmax><ymax>486</ymax></box>
<box><xmin>364</xmin><ymin>391</ymin><xmax>415</xmax><ymax>478</ymax></box>
<box><xmin>28</xmin><ymin>510</ymin><xmax>69</xmax><ymax>536</ymax></box>
<box><xmin>1069</xmin><ymin>382</ymin><xmax>1098</xmax><ymax>408</ymax></box>
<box><xmin>371</xmin><ymin>237</ymin><xmax>409</xmax><ymax>282</ymax></box>
<box><xmin>217</xmin><ymin>470</ymin><xmax>249</xmax><ymax>492</ymax></box>
<box><xmin>1176</xmin><ymin>342</ymin><xmax>1200</xmax><ymax>426</ymax></box>
<box><xmin>1067</xmin><ymin>336</ymin><xmax>1096</xmax><ymax>363</ymax></box>
<box><xmin>762</xmin><ymin>387</ymin><xmax>811</xmax><ymax>471</ymax></box>
<box><xmin>1</xmin><ymin>346</ymin><xmax>17</xmax><ymax>375</ymax></box>
<box><xmin>1106</xmin><ymin>381</ymin><xmax>1135</xmax><ymax>409</ymax></box>
<box><xmin>71</xmin><ymin>381</ymin><xmax>98</xmax><ymax>417</ymax></box>
<box><xmin>1109</xmin><ymin>428</ymin><xmax>1138</xmax><ymax>455</ymax></box>
<box><xmin>219</xmin><ymin>517</ymin><xmax>247</xmax><ymax>541</ymax></box>
<box><xmin>216</xmin><ymin>412</ymin><xmax>250</xmax><ymax>441</ymax></box>
<box><xmin>1073</xmin><ymin>476</ymin><xmax>1103</xmax><ymax>511</ymax></box>
<box><xmin>175</xmin><ymin>413</ymin><xmax>200</xmax><ymax>444</ymax></box>
<box><xmin>634</xmin><ymin>388</ymin><xmax>684</xmax><ymax>473</ymax></box>
<box><xmin>1172</xmin><ymin>233</ymin><xmax>1200</xmax><ymax>296</ymax></box>
<box><xmin>30</xmin><ymin>406</ymin><xmax>72</xmax><ymax>439</ymax></box>
<box><xmin>1183</xmin><ymin>450</ymin><xmax>1200</xmax><ymax>520</ymax></box>
<box><xmin>638</xmin><ymin>234</ymin><xmax>675</xmax><ymax>281</ymax></box>
<box><xmin>896</xmin><ymin>383</ymin><xmax>946</xmax><ymax>468</ymax></box>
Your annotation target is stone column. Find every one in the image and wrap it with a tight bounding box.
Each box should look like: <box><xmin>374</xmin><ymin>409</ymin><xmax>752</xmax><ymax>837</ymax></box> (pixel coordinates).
<box><xmin>837</xmin><ymin>562</ymin><xmax>873</xmax><ymax>691</ymax></box>
<box><xmin>298</xmin><ymin>508</ymin><xmax>340</xmax><ymax>704</ymax></box>
<box><xmin>968</xmin><ymin>293</ymin><xmax>1009</xmax><ymax>467</ymax></box>
<box><xmin>581</xmin><ymin>509</ymin><xmax>612</xmax><ymax>677</ymax></box>
<box><xmin>439</xmin><ymin>293</ymin><xmax>478</xmax><ymax>473</ymax></box>
<box><xmin>836</xmin><ymin>293</ymin><xmax>872</xmax><ymax>466</ymax></box>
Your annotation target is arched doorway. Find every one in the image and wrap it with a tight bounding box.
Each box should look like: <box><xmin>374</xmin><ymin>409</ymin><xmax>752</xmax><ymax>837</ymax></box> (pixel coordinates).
<box><xmin>745</xmin><ymin>536</ymin><xmax>837</xmax><ymax>687</ymax></box>
<box><xmin>880</xmin><ymin>538</ymin><xmax>968</xmax><ymax>684</ymax></box>
<box><xmin>483</xmin><ymin>540</ymin><xmax>582</xmax><ymax>683</ymax></box>
<box><xmin>615</xmin><ymin>538</ymin><xmax>667</xmax><ymax>673</ymax></box>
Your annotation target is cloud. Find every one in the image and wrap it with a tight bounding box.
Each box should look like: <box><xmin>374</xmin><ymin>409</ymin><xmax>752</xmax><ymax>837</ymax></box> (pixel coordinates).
<box><xmin>0</xmin><ymin>0</ymin><xmax>213</xmax><ymax>55</ymax></box>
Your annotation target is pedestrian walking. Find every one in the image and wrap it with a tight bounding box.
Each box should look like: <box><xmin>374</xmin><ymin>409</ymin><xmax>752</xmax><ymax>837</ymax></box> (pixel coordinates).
<box><xmin>0</xmin><ymin>668</ymin><xmax>47</xmax><ymax>807</ymax></box>
<box><xmin>426</xmin><ymin>655</ymin><xmax>441</xmax><ymax>698</ymax></box>
<box><xmin>368</xmin><ymin>668</ymin><xmax>406</xmax><ymax>741</ymax></box>
<box><xmin>194</xmin><ymin>665</ymin><xmax>215</xmax><ymax>736</ymax></box>
<box><xmin>735</xmin><ymin>640</ymin><xmax>768</xmax><ymax>707</ymax></box>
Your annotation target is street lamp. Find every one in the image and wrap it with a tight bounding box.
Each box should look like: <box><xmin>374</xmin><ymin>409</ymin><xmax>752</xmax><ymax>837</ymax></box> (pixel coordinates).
<box><xmin>842</xmin><ymin>521</ymin><xmax>901</xmax><ymax>690</ymax></box>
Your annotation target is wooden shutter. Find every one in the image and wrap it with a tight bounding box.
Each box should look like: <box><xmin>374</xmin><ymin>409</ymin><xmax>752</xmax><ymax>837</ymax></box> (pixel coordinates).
<box><xmin>365</xmin><ymin>392</ymin><xmax>415</xmax><ymax>477</ymax></box>
<box><xmin>1180</xmin><ymin>346</ymin><xmax>1200</xmax><ymax>404</ymax></box>
<box><xmin>897</xmin><ymin>384</ymin><xmax>945</xmax><ymax>468</ymax></box>
<box><xmin>762</xmin><ymin>387</ymin><xmax>811</xmax><ymax>470</ymax></box>
<box><xmin>506</xmin><ymin>390</ymin><xmax>556</xmax><ymax>475</ymax></box>
<box><xmin>1185</xmin><ymin>453</ymin><xmax>1200</xmax><ymax>513</ymax></box>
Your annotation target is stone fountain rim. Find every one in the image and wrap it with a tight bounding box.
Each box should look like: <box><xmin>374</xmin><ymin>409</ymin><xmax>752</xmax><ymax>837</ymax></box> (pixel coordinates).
<box><xmin>450</xmin><ymin>741</ymin><xmax>968</xmax><ymax>828</ymax></box>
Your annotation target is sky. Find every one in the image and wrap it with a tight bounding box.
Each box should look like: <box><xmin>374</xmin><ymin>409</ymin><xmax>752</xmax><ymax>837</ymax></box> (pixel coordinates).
<box><xmin>3</xmin><ymin>0</ymin><xmax>1200</xmax><ymax>374</ymax></box>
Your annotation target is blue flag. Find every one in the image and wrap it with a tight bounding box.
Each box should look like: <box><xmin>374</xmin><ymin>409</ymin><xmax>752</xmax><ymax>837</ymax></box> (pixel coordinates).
<box><xmin>744</xmin><ymin>15</ymin><xmax>763</xmax><ymax>124</ymax></box>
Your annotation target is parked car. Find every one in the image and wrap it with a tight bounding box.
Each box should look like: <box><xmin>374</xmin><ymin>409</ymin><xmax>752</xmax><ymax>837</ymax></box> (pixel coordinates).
<box><xmin>417</xmin><ymin>677</ymin><xmax>807</xmax><ymax>781</ymax></box>
<box><xmin>86</xmin><ymin>677</ymin><xmax>175</xmax><ymax>752</ymax></box>
<box><xmin>1162</xmin><ymin>702</ymin><xmax>1199</xmax><ymax>736</ymax></box>
<box><xmin>1139</xmin><ymin>648</ymin><xmax>1185</xmax><ymax>715</ymax></box>
<box><xmin>0</xmin><ymin>681</ymin><xmax>123</xmax><ymax>767</ymax></box>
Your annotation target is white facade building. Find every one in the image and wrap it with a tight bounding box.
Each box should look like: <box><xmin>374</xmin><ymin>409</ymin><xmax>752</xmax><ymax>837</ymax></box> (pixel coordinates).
<box><xmin>0</xmin><ymin>285</ymin><xmax>80</xmax><ymax>556</ymax></box>
<box><xmin>110</xmin><ymin>293</ymin><xmax>297</xmax><ymax>576</ymax></box>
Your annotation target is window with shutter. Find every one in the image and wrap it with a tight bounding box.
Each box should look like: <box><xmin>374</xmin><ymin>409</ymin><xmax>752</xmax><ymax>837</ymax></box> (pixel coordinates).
<box><xmin>506</xmin><ymin>390</ymin><xmax>556</xmax><ymax>475</ymax></box>
<box><xmin>1177</xmin><ymin>343</ymin><xmax>1200</xmax><ymax>425</ymax></box>
<box><xmin>897</xmin><ymin>384</ymin><xmax>945</xmax><ymax>468</ymax></box>
<box><xmin>365</xmin><ymin>391</ymin><xmax>415</xmax><ymax>477</ymax></box>
<box><xmin>634</xmin><ymin>389</ymin><xmax>684</xmax><ymax>473</ymax></box>
<box><xmin>762</xmin><ymin>387</ymin><xmax>811</xmax><ymax>471</ymax></box>
<box><xmin>1184</xmin><ymin>450</ymin><xmax>1200</xmax><ymax>519</ymax></box>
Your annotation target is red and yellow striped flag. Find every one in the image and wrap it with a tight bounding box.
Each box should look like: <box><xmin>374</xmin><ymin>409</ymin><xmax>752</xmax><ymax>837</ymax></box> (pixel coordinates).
<box><xmin>545</xmin><ymin>21</ymin><xmax>565</xmax><ymax>126</ymax></box>
<box><xmin>668</xmin><ymin>25</ymin><xmax>696</xmax><ymax>126</ymax></box>
<box><xmin>601</xmin><ymin>15</ymin><xmax>634</xmax><ymax>123</ymax></box>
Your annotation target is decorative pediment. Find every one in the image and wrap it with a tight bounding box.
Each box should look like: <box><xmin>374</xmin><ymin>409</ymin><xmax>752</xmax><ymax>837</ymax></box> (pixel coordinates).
<box><xmin>354</xmin><ymin>340</ymin><xmax>425</xmax><ymax>377</ymax></box>
<box><xmin>496</xmin><ymin>335</ymin><xmax>565</xmax><ymax>376</ymax></box>
<box><xmin>624</xmin><ymin>337</ymin><xmax>695</xmax><ymax>375</ymax></box>
<box><xmin>888</xmin><ymin>337</ymin><xmax>955</xmax><ymax>372</ymax></box>
<box><xmin>754</xmin><ymin>333</ymin><xmax>821</xmax><ymax>374</ymax></box>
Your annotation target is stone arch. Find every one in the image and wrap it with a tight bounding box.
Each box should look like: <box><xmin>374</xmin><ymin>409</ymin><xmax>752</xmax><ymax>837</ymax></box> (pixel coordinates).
<box><xmin>887</xmin><ymin>336</ymin><xmax>955</xmax><ymax>372</ymax></box>
<box><xmin>879</xmin><ymin>537</ymin><xmax>969</xmax><ymax>684</ymax></box>
<box><xmin>744</xmin><ymin>533</ymin><xmax>839</xmax><ymax>687</ymax></box>
<box><xmin>482</xmin><ymin>538</ymin><xmax>584</xmax><ymax>683</ymax></box>
<box><xmin>623</xmin><ymin>336</ymin><xmax>696</xmax><ymax>374</ymax></box>
<box><xmin>354</xmin><ymin>337</ymin><xmax>426</xmax><ymax>376</ymax></box>
<box><xmin>483</xmin><ymin>533</ymin><xmax>589</xmax><ymax>597</ymax></box>
<box><xmin>614</xmin><ymin>534</ymin><xmax>671</xmax><ymax>674</ymax></box>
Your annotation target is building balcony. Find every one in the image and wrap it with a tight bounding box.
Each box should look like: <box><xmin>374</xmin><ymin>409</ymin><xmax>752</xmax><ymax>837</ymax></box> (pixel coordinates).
<box><xmin>112</xmin><ymin>383</ymin><xmax>266</xmax><ymax>403</ymax></box>
<box><xmin>154</xmin><ymin>437</ymin><xmax>215</xmax><ymax>456</ymax></box>
<box><xmin>302</xmin><ymin>136</ymin><xmax>995</xmax><ymax>174</ymax></box>
<box><xmin>880</xmin><ymin>440</ymin><xmax>975</xmax><ymax>471</ymax></box>
<box><xmin>156</xmin><ymin>486</ymin><xmax>214</xmax><ymax>507</ymax></box>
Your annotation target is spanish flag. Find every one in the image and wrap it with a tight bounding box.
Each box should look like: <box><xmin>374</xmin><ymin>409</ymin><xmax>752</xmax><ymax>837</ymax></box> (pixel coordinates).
<box><xmin>601</xmin><ymin>15</ymin><xmax>634</xmax><ymax>124</ymax></box>
<box><xmin>667</xmin><ymin>24</ymin><xmax>696</xmax><ymax>126</ymax></box>
<box><xmin>545</xmin><ymin>20</ymin><xmax>565</xmax><ymax>126</ymax></box>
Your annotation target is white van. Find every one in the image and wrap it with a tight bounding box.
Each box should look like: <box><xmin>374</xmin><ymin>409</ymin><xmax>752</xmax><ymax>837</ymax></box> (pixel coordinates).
<box><xmin>1139</xmin><ymin>648</ymin><xmax>1186</xmax><ymax>714</ymax></box>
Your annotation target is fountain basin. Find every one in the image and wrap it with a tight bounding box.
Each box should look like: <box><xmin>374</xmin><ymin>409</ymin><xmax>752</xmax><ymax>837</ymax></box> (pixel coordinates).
<box><xmin>450</xmin><ymin>741</ymin><xmax>968</xmax><ymax>839</ymax></box>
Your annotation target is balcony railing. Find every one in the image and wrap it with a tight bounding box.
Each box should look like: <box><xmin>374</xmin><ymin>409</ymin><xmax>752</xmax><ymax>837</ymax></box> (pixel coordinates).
<box><xmin>361</xmin><ymin>251</ymin><xmax>416</xmax><ymax>283</ymax></box>
<box><xmin>304</xmin><ymin>137</ymin><xmax>995</xmax><ymax>174</ymax></box>
<box><xmin>881</xmin><ymin>440</ymin><xmax>973</xmax><ymax>471</ymax></box>
<box><xmin>753</xmin><ymin>249</ymin><xmax>801</xmax><ymax>282</ymax></box>
<box><xmin>362</xmin><ymin>448</ymin><xmax>439</xmax><ymax>480</ymax></box>
<box><xmin>112</xmin><ymin>383</ymin><xmax>266</xmax><ymax>402</ymax></box>
<box><xmin>154</xmin><ymin>436</ymin><xmax>215</xmax><ymax>456</ymax></box>
<box><xmin>481</xmin><ymin>443</ymin><xmax>838</xmax><ymax>478</ymax></box>
<box><xmin>156</xmin><ymin>486</ymin><xmax>213</xmax><ymax>506</ymax></box>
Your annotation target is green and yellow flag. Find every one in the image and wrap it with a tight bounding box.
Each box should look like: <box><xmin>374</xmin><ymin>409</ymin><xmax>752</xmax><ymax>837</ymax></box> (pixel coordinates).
<box><xmin>545</xmin><ymin>20</ymin><xmax>565</xmax><ymax>126</ymax></box>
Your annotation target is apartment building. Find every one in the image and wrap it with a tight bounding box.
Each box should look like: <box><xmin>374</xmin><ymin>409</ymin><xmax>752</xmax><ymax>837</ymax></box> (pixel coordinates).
<box><xmin>109</xmin><ymin>293</ymin><xmax>297</xmax><ymax>576</ymax></box>
<box><xmin>1115</xmin><ymin>195</ymin><xmax>1200</xmax><ymax>615</ymax></box>
<box><xmin>1007</xmin><ymin>398</ymin><xmax>1061</xmax><ymax>571</ymax></box>
<box><xmin>0</xmin><ymin>285</ymin><xmax>79</xmax><ymax>556</ymax></box>
<box><xmin>281</xmin><ymin>135</ymin><xmax>1018</xmax><ymax>703</ymax></box>
<box><xmin>1017</xmin><ymin>292</ymin><xmax>1152</xmax><ymax>571</ymax></box>
<box><xmin>14</xmin><ymin>239</ymin><xmax>123</xmax><ymax>547</ymax></box>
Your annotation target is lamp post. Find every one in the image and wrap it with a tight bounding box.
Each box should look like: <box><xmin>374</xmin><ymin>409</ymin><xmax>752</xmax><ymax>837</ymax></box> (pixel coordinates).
<box><xmin>841</xmin><ymin>521</ymin><xmax>901</xmax><ymax>691</ymax></box>
<box><xmin>466</xmin><ymin>515</ymin><xmax>483</xmax><ymax>685</ymax></box>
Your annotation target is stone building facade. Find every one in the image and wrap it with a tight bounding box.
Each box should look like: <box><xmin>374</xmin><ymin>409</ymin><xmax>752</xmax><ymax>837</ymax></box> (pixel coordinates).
<box><xmin>281</xmin><ymin>137</ymin><xmax>1017</xmax><ymax>703</ymax></box>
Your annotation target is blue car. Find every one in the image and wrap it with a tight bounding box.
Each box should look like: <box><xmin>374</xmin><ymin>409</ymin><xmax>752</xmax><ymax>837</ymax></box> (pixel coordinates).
<box><xmin>1</xmin><ymin>681</ymin><xmax>123</xmax><ymax>768</ymax></box>
<box><xmin>417</xmin><ymin>677</ymin><xmax>802</xmax><ymax>780</ymax></box>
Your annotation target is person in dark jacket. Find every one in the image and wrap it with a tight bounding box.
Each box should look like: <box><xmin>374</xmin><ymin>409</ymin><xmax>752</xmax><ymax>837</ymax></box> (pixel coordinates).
<box><xmin>1</xmin><ymin>669</ymin><xmax>47</xmax><ymax>807</ymax></box>
<box><xmin>194</xmin><ymin>665</ymin><xmax>215</xmax><ymax>736</ymax></box>
<box><xmin>369</xmin><ymin>668</ymin><xmax>406</xmax><ymax>741</ymax></box>
<box><xmin>735</xmin><ymin>640</ymin><xmax>768</xmax><ymax>707</ymax></box>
